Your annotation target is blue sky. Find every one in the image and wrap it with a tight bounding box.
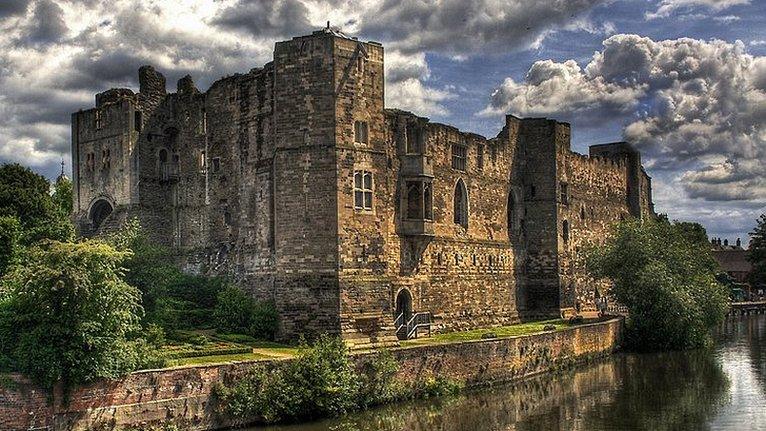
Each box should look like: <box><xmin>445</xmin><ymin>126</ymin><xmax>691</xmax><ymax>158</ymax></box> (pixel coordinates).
<box><xmin>0</xmin><ymin>0</ymin><xmax>764</xmax><ymax>244</ymax></box>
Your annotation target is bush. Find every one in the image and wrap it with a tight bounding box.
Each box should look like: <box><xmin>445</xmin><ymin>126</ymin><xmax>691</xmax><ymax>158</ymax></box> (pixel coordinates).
<box><xmin>215</xmin><ymin>335</ymin><xmax>361</xmax><ymax>424</ymax></box>
<box><xmin>213</xmin><ymin>286</ymin><xmax>279</xmax><ymax>340</ymax></box>
<box><xmin>586</xmin><ymin>219</ymin><xmax>729</xmax><ymax>351</ymax></box>
<box><xmin>358</xmin><ymin>350</ymin><xmax>404</xmax><ymax>407</ymax></box>
<box><xmin>0</xmin><ymin>240</ymin><xmax>161</xmax><ymax>391</ymax></box>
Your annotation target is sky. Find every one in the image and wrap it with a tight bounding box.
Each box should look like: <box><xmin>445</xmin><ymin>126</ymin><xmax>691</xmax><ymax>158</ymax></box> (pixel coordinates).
<box><xmin>0</xmin><ymin>0</ymin><xmax>764</xmax><ymax>244</ymax></box>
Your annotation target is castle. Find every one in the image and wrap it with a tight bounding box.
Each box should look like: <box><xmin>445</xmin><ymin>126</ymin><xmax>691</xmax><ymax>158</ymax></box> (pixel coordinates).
<box><xmin>71</xmin><ymin>28</ymin><xmax>655</xmax><ymax>345</ymax></box>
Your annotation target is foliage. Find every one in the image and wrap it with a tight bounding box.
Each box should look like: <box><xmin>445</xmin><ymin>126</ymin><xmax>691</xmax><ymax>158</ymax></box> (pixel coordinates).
<box><xmin>0</xmin><ymin>216</ymin><xmax>21</xmax><ymax>276</ymax></box>
<box><xmin>357</xmin><ymin>350</ymin><xmax>405</xmax><ymax>406</ymax></box>
<box><xmin>586</xmin><ymin>219</ymin><xmax>729</xmax><ymax>351</ymax></box>
<box><xmin>748</xmin><ymin>214</ymin><xmax>766</xmax><ymax>288</ymax></box>
<box><xmin>0</xmin><ymin>240</ymin><xmax>163</xmax><ymax>391</ymax></box>
<box><xmin>215</xmin><ymin>335</ymin><xmax>361</xmax><ymax>424</ymax></box>
<box><xmin>0</xmin><ymin>163</ymin><xmax>73</xmax><ymax>245</ymax></box>
<box><xmin>109</xmin><ymin>220</ymin><xmax>227</xmax><ymax>330</ymax></box>
<box><xmin>52</xmin><ymin>176</ymin><xmax>73</xmax><ymax>216</ymax></box>
<box><xmin>215</xmin><ymin>336</ymin><xmax>465</xmax><ymax>426</ymax></box>
<box><xmin>213</xmin><ymin>285</ymin><xmax>279</xmax><ymax>340</ymax></box>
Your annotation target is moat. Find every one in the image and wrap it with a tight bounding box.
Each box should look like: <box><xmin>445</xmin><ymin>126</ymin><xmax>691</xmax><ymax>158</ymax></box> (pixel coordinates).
<box><xmin>252</xmin><ymin>315</ymin><xmax>766</xmax><ymax>431</ymax></box>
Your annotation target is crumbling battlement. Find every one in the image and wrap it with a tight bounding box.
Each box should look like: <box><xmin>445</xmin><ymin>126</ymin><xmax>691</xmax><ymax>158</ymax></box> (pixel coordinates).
<box><xmin>71</xmin><ymin>28</ymin><xmax>654</xmax><ymax>344</ymax></box>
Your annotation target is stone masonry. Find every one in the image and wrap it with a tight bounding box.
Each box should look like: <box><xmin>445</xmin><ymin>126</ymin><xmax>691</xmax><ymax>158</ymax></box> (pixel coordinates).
<box><xmin>71</xmin><ymin>27</ymin><xmax>654</xmax><ymax>345</ymax></box>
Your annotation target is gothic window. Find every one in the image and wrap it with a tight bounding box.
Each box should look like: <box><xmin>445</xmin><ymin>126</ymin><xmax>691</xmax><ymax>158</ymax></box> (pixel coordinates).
<box><xmin>507</xmin><ymin>191</ymin><xmax>517</xmax><ymax>237</ymax></box>
<box><xmin>158</xmin><ymin>148</ymin><xmax>168</xmax><ymax>178</ymax></box>
<box><xmin>198</xmin><ymin>150</ymin><xmax>206</xmax><ymax>172</ymax></box>
<box><xmin>580</xmin><ymin>205</ymin><xmax>586</xmax><ymax>220</ymax></box>
<box><xmin>423</xmin><ymin>182</ymin><xmax>433</xmax><ymax>220</ymax></box>
<box><xmin>405</xmin><ymin>180</ymin><xmax>433</xmax><ymax>220</ymax></box>
<box><xmin>86</xmin><ymin>153</ymin><xmax>95</xmax><ymax>172</ymax></box>
<box><xmin>454</xmin><ymin>179</ymin><xmax>468</xmax><ymax>228</ymax></box>
<box><xmin>562</xmin><ymin>220</ymin><xmax>570</xmax><ymax>243</ymax></box>
<box><xmin>560</xmin><ymin>182</ymin><xmax>569</xmax><ymax>205</ymax></box>
<box><xmin>354</xmin><ymin>170</ymin><xmax>373</xmax><ymax>210</ymax></box>
<box><xmin>451</xmin><ymin>144</ymin><xmax>467</xmax><ymax>171</ymax></box>
<box><xmin>477</xmin><ymin>144</ymin><xmax>484</xmax><ymax>170</ymax></box>
<box><xmin>94</xmin><ymin>110</ymin><xmax>103</xmax><ymax>130</ymax></box>
<box><xmin>354</xmin><ymin>121</ymin><xmax>368</xmax><ymax>144</ymax></box>
<box><xmin>101</xmin><ymin>148</ymin><xmax>110</xmax><ymax>170</ymax></box>
<box><xmin>212</xmin><ymin>157</ymin><xmax>221</xmax><ymax>173</ymax></box>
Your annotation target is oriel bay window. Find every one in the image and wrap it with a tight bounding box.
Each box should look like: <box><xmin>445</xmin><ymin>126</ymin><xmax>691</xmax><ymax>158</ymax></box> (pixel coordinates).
<box><xmin>405</xmin><ymin>180</ymin><xmax>433</xmax><ymax>220</ymax></box>
<box><xmin>354</xmin><ymin>170</ymin><xmax>373</xmax><ymax>210</ymax></box>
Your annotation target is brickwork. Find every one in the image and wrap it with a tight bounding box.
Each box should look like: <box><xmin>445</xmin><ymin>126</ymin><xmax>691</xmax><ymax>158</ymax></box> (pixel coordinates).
<box><xmin>71</xmin><ymin>27</ymin><xmax>654</xmax><ymax>343</ymax></box>
<box><xmin>0</xmin><ymin>318</ymin><xmax>623</xmax><ymax>431</ymax></box>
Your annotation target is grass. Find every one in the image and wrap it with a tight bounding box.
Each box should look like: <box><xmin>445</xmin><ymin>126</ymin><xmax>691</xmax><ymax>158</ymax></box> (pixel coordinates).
<box><xmin>400</xmin><ymin>319</ymin><xmax>572</xmax><ymax>346</ymax></box>
<box><xmin>166</xmin><ymin>352</ymin><xmax>273</xmax><ymax>367</ymax></box>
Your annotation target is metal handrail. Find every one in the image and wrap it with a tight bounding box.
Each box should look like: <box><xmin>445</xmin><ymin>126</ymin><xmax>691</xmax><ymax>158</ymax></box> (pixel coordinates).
<box><xmin>406</xmin><ymin>312</ymin><xmax>431</xmax><ymax>339</ymax></box>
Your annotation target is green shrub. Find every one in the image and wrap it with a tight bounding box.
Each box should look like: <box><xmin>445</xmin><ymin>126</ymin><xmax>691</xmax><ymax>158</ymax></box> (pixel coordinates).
<box><xmin>358</xmin><ymin>350</ymin><xmax>404</xmax><ymax>406</ymax></box>
<box><xmin>214</xmin><ymin>286</ymin><xmax>279</xmax><ymax>340</ymax></box>
<box><xmin>216</xmin><ymin>335</ymin><xmax>360</xmax><ymax>424</ymax></box>
<box><xmin>417</xmin><ymin>376</ymin><xmax>464</xmax><ymax>398</ymax></box>
<box><xmin>250</xmin><ymin>301</ymin><xmax>279</xmax><ymax>341</ymax></box>
<box><xmin>0</xmin><ymin>240</ymin><xmax>160</xmax><ymax>391</ymax></box>
<box><xmin>586</xmin><ymin>219</ymin><xmax>729</xmax><ymax>351</ymax></box>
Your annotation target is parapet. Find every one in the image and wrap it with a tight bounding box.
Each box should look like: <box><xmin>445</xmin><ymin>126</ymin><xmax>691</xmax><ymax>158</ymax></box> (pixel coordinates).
<box><xmin>138</xmin><ymin>65</ymin><xmax>167</xmax><ymax>96</ymax></box>
<box><xmin>95</xmin><ymin>88</ymin><xmax>135</xmax><ymax>107</ymax></box>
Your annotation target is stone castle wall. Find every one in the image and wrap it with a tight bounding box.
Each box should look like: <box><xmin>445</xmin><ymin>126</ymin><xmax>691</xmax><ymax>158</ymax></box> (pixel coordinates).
<box><xmin>71</xmin><ymin>28</ymin><xmax>654</xmax><ymax>342</ymax></box>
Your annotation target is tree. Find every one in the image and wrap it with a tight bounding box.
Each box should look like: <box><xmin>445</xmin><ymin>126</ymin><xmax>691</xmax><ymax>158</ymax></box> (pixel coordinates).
<box><xmin>587</xmin><ymin>219</ymin><xmax>729</xmax><ymax>351</ymax></box>
<box><xmin>52</xmin><ymin>176</ymin><xmax>73</xmax><ymax>216</ymax></box>
<box><xmin>0</xmin><ymin>216</ymin><xmax>21</xmax><ymax>276</ymax></box>
<box><xmin>0</xmin><ymin>240</ymin><xmax>160</xmax><ymax>391</ymax></box>
<box><xmin>748</xmin><ymin>214</ymin><xmax>766</xmax><ymax>289</ymax></box>
<box><xmin>0</xmin><ymin>163</ymin><xmax>73</xmax><ymax>245</ymax></box>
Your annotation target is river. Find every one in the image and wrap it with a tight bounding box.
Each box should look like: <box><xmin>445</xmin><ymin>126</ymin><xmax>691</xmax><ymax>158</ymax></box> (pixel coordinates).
<box><xmin>252</xmin><ymin>314</ymin><xmax>766</xmax><ymax>430</ymax></box>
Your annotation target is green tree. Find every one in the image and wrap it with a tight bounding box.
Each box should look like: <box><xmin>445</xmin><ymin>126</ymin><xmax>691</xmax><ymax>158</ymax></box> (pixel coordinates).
<box><xmin>0</xmin><ymin>163</ymin><xmax>73</xmax><ymax>245</ymax></box>
<box><xmin>749</xmin><ymin>214</ymin><xmax>766</xmax><ymax>289</ymax></box>
<box><xmin>587</xmin><ymin>219</ymin><xmax>729</xmax><ymax>351</ymax></box>
<box><xmin>0</xmin><ymin>240</ymin><xmax>161</xmax><ymax>390</ymax></box>
<box><xmin>52</xmin><ymin>176</ymin><xmax>74</xmax><ymax>216</ymax></box>
<box><xmin>0</xmin><ymin>216</ymin><xmax>21</xmax><ymax>276</ymax></box>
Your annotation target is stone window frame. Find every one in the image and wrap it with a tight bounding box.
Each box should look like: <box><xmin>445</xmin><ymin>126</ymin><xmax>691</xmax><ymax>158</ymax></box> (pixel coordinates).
<box><xmin>404</xmin><ymin>179</ymin><xmax>433</xmax><ymax>221</ymax></box>
<box><xmin>354</xmin><ymin>120</ymin><xmax>369</xmax><ymax>145</ymax></box>
<box><xmin>453</xmin><ymin>178</ymin><xmax>469</xmax><ymax>229</ymax></box>
<box><xmin>85</xmin><ymin>152</ymin><xmax>95</xmax><ymax>172</ymax></box>
<box><xmin>212</xmin><ymin>157</ymin><xmax>221</xmax><ymax>173</ymax></box>
<box><xmin>559</xmin><ymin>181</ymin><xmax>569</xmax><ymax>205</ymax></box>
<box><xmin>353</xmin><ymin>170</ymin><xmax>374</xmax><ymax>211</ymax></box>
<box><xmin>101</xmin><ymin>148</ymin><xmax>111</xmax><ymax>171</ymax></box>
<box><xmin>451</xmin><ymin>143</ymin><xmax>467</xmax><ymax>171</ymax></box>
<box><xmin>94</xmin><ymin>109</ymin><xmax>103</xmax><ymax>130</ymax></box>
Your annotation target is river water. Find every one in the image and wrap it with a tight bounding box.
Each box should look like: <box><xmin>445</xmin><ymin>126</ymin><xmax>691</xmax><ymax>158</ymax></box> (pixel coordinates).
<box><xmin>254</xmin><ymin>315</ymin><xmax>766</xmax><ymax>431</ymax></box>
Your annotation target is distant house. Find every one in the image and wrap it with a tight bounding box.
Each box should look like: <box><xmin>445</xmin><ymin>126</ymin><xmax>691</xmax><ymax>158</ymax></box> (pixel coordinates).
<box><xmin>711</xmin><ymin>237</ymin><xmax>758</xmax><ymax>299</ymax></box>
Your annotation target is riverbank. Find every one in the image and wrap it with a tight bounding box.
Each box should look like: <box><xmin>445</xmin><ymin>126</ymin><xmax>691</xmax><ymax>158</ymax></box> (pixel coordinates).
<box><xmin>0</xmin><ymin>317</ymin><xmax>623</xmax><ymax>431</ymax></box>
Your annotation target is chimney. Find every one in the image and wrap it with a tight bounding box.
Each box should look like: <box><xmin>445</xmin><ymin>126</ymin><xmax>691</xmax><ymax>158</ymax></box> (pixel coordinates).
<box><xmin>736</xmin><ymin>238</ymin><xmax>741</xmax><ymax>247</ymax></box>
<box><xmin>724</xmin><ymin>239</ymin><xmax>729</xmax><ymax>246</ymax></box>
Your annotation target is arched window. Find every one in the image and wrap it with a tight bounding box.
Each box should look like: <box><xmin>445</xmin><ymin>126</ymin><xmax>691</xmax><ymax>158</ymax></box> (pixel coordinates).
<box><xmin>507</xmin><ymin>191</ymin><xmax>516</xmax><ymax>237</ymax></box>
<box><xmin>454</xmin><ymin>179</ymin><xmax>468</xmax><ymax>229</ymax></box>
<box><xmin>562</xmin><ymin>220</ymin><xmax>570</xmax><ymax>243</ymax></box>
<box><xmin>89</xmin><ymin>199</ymin><xmax>113</xmax><ymax>230</ymax></box>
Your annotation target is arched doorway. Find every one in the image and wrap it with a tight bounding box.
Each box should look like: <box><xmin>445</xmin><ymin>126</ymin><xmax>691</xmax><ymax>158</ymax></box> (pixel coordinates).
<box><xmin>395</xmin><ymin>289</ymin><xmax>413</xmax><ymax>324</ymax></box>
<box><xmin>89</xmin><ymin>199</ymin><xmax>113</xmax><ymax>230</ymax></box>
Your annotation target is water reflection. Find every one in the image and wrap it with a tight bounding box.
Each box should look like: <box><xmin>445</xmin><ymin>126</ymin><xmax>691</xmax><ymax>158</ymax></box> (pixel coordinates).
<box><xmin>254</xmin><ymin>315</ymin><xmax>766</xmax><ymax>431</ymax></box>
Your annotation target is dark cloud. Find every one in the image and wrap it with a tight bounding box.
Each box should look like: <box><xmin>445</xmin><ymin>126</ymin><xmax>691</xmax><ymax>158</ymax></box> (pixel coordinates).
<box><xmin>212</xmin><ymin>0</ymin><xmax>313</xmax><ymax>38</ymax></box>
<box><xmin>360</xmin><ymin>0</ymin><xmax>609</xmax><ymax>55</ymax></box>
<box><xmin>0</xmin><ymin>0</ymin><xmax>30</xmax><ymax>18</ymax></box>
<box><xmin>21</xmin><ymin>0</ymin><xmax>68</xmax><ymax>45</ymax></box>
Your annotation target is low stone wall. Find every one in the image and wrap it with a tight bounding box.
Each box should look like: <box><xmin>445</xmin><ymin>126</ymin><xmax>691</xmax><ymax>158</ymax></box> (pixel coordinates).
<box><xmin>0</xmin><ymin>318</ymin><xmax>623</xmax><ymax>431</ymax></box>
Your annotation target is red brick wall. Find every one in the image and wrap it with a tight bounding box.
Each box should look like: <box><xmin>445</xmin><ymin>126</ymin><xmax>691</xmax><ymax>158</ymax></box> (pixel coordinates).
<box><xmin>0</xmin><ymin>318</ymin><xmax>622</xmax><ymax>431</ymax></box>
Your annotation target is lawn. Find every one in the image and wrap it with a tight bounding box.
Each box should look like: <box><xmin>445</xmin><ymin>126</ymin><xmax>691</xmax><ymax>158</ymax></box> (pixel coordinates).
<box><xmin>166</xmin><ymin>352</ymin><xmax>274</xmax><ymax>367</ymax></box>
<box><xmin>400</xmin><ymin>319</ymin><xmax>573</xmax><ymax>347</ymax></box>
<box><xmin>157</xmin><ymin>330</ymin><xmax>299</xmax><ymax>367</ymax></box>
